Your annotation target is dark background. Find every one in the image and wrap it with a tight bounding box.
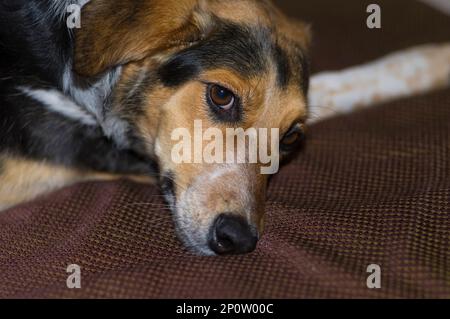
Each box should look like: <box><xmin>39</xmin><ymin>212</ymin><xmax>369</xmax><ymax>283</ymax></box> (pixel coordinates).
<box><xmin>278</xmin><ymin>0</ymin><xmax>450</xmax><ymax>72</ymax></box>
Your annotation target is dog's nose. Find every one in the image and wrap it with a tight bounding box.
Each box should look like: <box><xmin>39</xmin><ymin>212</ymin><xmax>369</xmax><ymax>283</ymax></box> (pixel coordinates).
<box><xmin>209</xmin><ymin>214</ymin><xmax>258</xmax><ymax>255</ymax></box>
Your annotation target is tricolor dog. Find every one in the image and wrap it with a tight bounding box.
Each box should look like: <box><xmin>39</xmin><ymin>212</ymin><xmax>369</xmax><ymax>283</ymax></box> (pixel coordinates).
<box><xmin>0</xmin><ymin>0</ymin><xmax>310</xmax><ymax>255</ymax></box>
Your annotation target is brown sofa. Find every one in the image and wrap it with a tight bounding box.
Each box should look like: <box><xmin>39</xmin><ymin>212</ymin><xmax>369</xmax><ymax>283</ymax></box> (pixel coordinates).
<box><xmin>1</xmin><ymin>0</ymin><xmax>449</xmax><ymax>298</ymax></box>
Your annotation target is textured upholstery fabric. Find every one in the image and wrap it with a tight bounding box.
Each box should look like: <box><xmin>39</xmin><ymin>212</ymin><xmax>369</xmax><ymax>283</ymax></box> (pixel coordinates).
<box><xmin>0</xmin><ymin>0</ymin><xmax>449</xmax><ymax>298</ymax></box>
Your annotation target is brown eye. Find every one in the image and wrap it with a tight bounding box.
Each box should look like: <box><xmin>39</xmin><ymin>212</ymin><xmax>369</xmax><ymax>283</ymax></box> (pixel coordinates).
<box><xmin>281</xmin><ymin>124</ymin><xmax>305</xmax><ymax>152</ymax></box>
<box><xmin>208</xmin><ymin>84</ymin><xmax>235</xmax><ymax>110</ymax></box>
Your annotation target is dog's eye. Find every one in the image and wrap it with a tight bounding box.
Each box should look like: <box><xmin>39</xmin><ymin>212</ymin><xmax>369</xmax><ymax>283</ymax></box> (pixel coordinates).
<box><xmin>281</xmin><ymin>124</ymin><xmax>305</xmax><ymax>152</ymax></box>
<box><xmin>206</xmin><ymin>84</ymin><xmax>241</xmax><ymax>122</ymax></box>
<box><xmin>208</xmin><ymin>84</ymin><xmax>235</xmax><ymax>110</ymax></box>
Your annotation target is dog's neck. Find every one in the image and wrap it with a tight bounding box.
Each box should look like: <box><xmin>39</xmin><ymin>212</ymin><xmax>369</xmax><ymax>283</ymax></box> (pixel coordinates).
<box><xmin>62</xmin><ymin>64</ymin><xmax>131</xmax><ymax>149</ymax></box>
<box><xmin>48</xmin><ymin>0</ymin><xmax>132</xmax><ymax>149</ymax></box>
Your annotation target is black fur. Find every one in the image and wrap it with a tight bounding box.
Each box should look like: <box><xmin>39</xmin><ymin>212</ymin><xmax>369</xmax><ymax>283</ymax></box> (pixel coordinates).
<box><xmin>160</xmin><ymin>171</ymin><xmax>176</xmax><ymax>202</ymax></box>
<box><xmin>158</xmin><ymin>20</ymin><xmax>309</xmax><ymax>94</ymax></box>
<box><xmin>274</xmin><ymin>44</ymin><xmax>310</xmax><ymax>93</ymax></box>
<box><xmin>158</xmin><ymin>22</ymin><xmax>269</xmax><ymax>87</ymax></box>
<box><xmin>0</xmin><ymin>1</ymin><xmax>71</xmax><ymax>88</ymax></box>
<box><xmin>274</xmin><ymin>44</ymin><xmax>291</xmax><ymax>88</ymax></box>
<box><xmin>299</xmin><ymin>50</ymin><xmax>310</xmax><ymax>94</ymax></box>
<box><xmin>0</xmin><ymin>0</ymin><xmax>155</xmax><ymax>175</ymax></box>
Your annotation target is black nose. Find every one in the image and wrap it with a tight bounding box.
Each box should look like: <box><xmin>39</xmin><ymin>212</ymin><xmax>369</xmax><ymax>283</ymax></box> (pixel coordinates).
<box><xmin>209</xmin><ymin>214</ymin><xmax>258</xmax><ymax>255</ymax></box>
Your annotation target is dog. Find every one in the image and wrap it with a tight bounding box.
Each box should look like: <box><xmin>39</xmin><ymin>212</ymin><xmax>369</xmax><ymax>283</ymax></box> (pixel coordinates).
<box><xmin>0</xmin><ymin>0</ymin><xmax>310</xmax><ymax>255</ymax></box>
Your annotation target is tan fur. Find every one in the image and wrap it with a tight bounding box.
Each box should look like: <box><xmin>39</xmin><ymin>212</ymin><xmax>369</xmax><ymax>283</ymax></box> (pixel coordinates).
<box><xmin>74</xmin><ymin>0</ymin><xmax>203</xmax><ymax>76</ymax></box>
<box><xmin>0</xmin><ymin>155</ymin><xmax>153</xmax><ymax>210</ymax></box>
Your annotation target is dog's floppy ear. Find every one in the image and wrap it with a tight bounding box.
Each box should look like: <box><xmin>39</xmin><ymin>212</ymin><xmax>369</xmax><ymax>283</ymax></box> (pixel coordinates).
<box><xmin>283</xmin><ymin>19</ymin><xmax>312</xmax><ymax>51</ymax></box>
<box><xmin>74</xmin><ymin>0</ymin><xmax>205</xmax><ymax>77</ymax></box>
<box><xmin>269</xmin><ymin>2</ymin><xmax>312</xmax><ymax>51</ymax></box>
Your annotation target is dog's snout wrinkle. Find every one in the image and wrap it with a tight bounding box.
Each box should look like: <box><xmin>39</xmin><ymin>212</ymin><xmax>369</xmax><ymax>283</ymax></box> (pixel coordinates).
<box><xmin>208</xmin><ymin>213</ymin><xmax>258</xmax><ymax>255</ymax></box>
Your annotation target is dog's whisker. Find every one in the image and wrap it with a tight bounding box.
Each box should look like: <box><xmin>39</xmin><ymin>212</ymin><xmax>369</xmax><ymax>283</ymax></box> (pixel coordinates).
<box><xmin>116</xmin><ymin>202</ymin><xmax>173</xmax><ymax>210</ymax></box>
<box><xmin>120</xmin><ymin>202</ymin><xmax>172</xmax><ymax>206</ymax></box>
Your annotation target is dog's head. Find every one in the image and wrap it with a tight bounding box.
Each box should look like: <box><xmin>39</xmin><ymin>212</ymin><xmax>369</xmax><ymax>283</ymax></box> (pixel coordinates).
<box><xmin>74</xmin><ymin>0</ymin><xmax>310</xmax><ymax>255</ymax></box>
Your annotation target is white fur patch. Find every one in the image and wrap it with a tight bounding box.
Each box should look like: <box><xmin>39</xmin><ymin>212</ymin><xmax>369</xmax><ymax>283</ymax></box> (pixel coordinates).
<box><xmin>46</xmin><ymin>0</ymin><xmax>89</xmax><ymax>22</ymax></box>
<box><xmin>20</xmin><ymin>87</ymin><xmax>97</xmax><ymax>126</ymax></box>
<box><xmin>62</xmin><ymin>66</ymin><xmax>131</xmax><ymax>148</ymax></box>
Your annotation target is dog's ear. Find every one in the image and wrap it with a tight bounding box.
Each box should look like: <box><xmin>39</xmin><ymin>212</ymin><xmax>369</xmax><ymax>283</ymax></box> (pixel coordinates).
<box><xmin>265</xmin><ymin>1</ymin><xmax>311</xmax><ymax>51</ymax></box>
<box><xmin>74</xmin><ymin>0</ymin><xmax>206</xmax><ymax>77</ymax></box>
<box><xmin>283</xmin><ymin>19</ymin><xmax>312</xmax><ymax>52</ymax></box>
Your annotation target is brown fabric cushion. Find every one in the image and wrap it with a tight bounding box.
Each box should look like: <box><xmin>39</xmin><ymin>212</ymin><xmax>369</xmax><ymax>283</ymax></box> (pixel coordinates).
<box><xmin>1</xmin><ymin>0</ymin><xmax>449</xmax><ymax>298</ymax></box>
